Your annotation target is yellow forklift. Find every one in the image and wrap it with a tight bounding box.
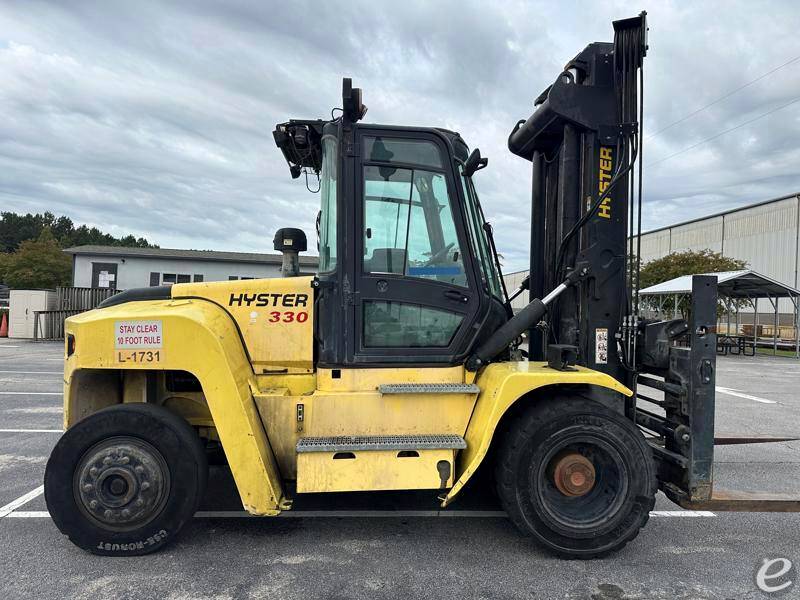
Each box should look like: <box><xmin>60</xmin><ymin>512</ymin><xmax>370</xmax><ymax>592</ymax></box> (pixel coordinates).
<box><xmin>44</xmin><ymin>13</ymin><xmax>798</xmax><ymax>558</ymax></box>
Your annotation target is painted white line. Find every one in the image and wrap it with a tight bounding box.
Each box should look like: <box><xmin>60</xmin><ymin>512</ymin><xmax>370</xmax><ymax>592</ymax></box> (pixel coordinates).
<box><xmin>0</xmin><ymin>345</ymin><xmax>20</xmax><ymax>348</ymax></box>
<box><xmin>3</xmin><ymin>509</ymin><xmax>717</xmax><ymax>519</ymax></box>
<box><xmin>0</xmin><ymin>371</ymin><xmax>62</xmax><ymax>375</ymax></box>
<box><xmin>650</xmin><ymin>510</ymin><xmax>716</xmax><ymax>517</ymax></box>
<box><xmin>275</xmin><ymin>510</ymin><xmax>508</xmax><ymax>518</ymax></box>
<box><xmin>716</xmin><ymin>386</ymin><xmax>776</xmax><ymax>404</ymax></box>
<box><xmin>0</xmin><ymin>392</ymin><xmax>62</xmax><ymax>396</ymax></box>
<box><xmin>0</xmin><ymin>485</ymin><xmax>45</xmax><ymax>518</ymax></box>
<box><xmin>0</xmin><ymin>429</ymin><xmax>62</xmax><ymax>433</ymax></box>
<box><xmin>6</xmin><ymin>511</ymin><xmax>50</xmax><ymax>518</ymax></box>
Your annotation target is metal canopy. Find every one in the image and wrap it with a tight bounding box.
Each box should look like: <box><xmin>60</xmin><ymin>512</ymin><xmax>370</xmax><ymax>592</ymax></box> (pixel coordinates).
<box><xmin>640</xmin><ymin>270</ymin><xmax>800</xmax><ymax>299</ymax></box>
<box><xmin>640</xmin><ymin>269</ymin><xmax>800</xmax><ymax>358</ymax></box>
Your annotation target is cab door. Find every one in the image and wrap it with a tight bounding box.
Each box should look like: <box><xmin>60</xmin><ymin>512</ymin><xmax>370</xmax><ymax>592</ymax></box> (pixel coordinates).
<box><xmin>348</xmin><ymin>128</ymin><xmax>482</xmax><ymax>365</ymax></box>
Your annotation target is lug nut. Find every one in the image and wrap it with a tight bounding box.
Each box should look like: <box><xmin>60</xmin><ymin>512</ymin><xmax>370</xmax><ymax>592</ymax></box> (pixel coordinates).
<box><xmin>120</xmin><ymin>456</ymin><xmax>130</xmax><ymax>464</ymax></box>
<box><xmin>104</xmin><ymin>509</ymin><xmax>112</xmax><ymax>518</ymax></box>
<box><xmin>136</xmin><ymin>499</ymin><xmax>144</xmax><ymax>507</ymax></box>
<box><xmin>89</xmin><ymin>500</ymin><xmax>98</xmax><ymax>509</ymax></box>
<box><xmin>134</xmin><ymin>466</ymin><xmax>144</xmax><ymax>474</ymax></box>
<box><xmin>103</xmin><ymin>456</ymin><xmax>112</xmax><ymax>465</ymax></box>
<box><xmin>89</xmin><ymin>467</ymin><xmax>98</xmax><ymax>477</ymax></box>
<box><xmin>141</xmin><ymin>482</ymin><xmax>150</xmax><ymax>491</ymax></box>
<box><xmin>121</xmin><ymin>509</ymin><xmax>130</xmax><ymax>518</ymax></box>
<box><xmin>83</xmin><ymin>483</ymin><xmax>93</xmax><ymax>492</ymax></box>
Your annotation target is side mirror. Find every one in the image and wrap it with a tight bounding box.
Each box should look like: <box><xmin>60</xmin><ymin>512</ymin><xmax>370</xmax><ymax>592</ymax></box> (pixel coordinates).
<box><xmin>463</xmin><ymin>148</ymin><xmax>488</xmax><ymax>177</ymax></box>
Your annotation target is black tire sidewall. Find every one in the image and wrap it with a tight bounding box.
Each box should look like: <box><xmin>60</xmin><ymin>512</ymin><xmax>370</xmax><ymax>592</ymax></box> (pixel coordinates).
<box><xmin>501</xmin><ymin>399</ymin><xmax>655</xmax><ymax>558</ymax></box>
<box><xmin>45</xmin><ymin>403</ymin><xmax>207</xmax><ymax>556</ymax></box>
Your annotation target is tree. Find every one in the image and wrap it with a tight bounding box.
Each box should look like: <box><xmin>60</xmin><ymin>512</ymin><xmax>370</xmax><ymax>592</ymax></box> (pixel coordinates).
<box><xmin>638</xmin><ymin>249</ymin><xmax>747</xmax><ymax>318</ymax></box>
<box><xmin>1</xmin><ymin>229</ymin><xmax>72</xmax><ymax>289</ymax></box>
<box><xmin>0</xmin><ymin>211</ymin><xmax>158</xmax><ymax>252</ymax></box>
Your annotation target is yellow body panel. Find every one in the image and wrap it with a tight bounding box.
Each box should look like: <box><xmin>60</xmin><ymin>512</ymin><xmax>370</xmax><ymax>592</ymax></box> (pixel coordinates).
<box><xmin>296</xmin><ymin>448</ymin><xmax>455</xmax><ymax>493</ymax></box>
<box><xmin>63</xmin><ymin>290</ymin><xmax>632</xmax><ymax>514</ymax></box>
<box><xmin>173</xmin><ymin>277</ymin><xmax>314</xmax><ymax>373</ymax></box>
<box><xmin>64</xmin><ymin>298</ymin><xmax>286</xmax><ymax>515</ymax></box>
<box><xmin>315</xmin><ymin>366</ymin><xmax>466</xmax><ymax>391</ymax></box>
<box><xmin>255</xmin><ymin>368</ymin><xmax>477</xmax><ymax>479</ymax></box>
<box><xmin>442</xmin><ymin>361</ymin><xmax>633</xmax><ymax>506</ymax></box>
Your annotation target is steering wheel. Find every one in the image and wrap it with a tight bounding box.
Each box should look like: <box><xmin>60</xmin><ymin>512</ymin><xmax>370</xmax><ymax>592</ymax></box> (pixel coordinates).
<box><xmin>422</xmin><ymin>243</ymin><xmax>455</xmax><ymax>267</ymax></box>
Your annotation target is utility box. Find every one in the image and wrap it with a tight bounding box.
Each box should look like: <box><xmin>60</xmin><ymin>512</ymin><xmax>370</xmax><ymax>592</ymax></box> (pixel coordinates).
<box><xmin>8</xmin><ymin>289</ymin><xmax>56</xmax><ymax>338</ymax></box>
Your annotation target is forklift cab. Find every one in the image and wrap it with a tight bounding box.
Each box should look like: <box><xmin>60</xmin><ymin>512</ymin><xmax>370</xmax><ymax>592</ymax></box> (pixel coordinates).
<box><xmin>275</xmin><ymin>81</ymin><xmax>508</xmax><ymax>368</ymax></box>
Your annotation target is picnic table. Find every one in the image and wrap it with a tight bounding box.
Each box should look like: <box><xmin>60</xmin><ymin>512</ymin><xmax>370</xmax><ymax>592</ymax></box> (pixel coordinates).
<box><xmin>716</xmin><ymin>334</ymin><xmax>755</xmax><ymax>356</ymax></box>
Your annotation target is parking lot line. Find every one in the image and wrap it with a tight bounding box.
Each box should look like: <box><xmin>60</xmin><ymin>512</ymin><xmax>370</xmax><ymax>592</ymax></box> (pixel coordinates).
<box><xmin>3</xmin><ymin>509</ymin><xmax>717</xmax><ymax>519</ymax></box>
<box><xmin>0</xmin><ymin>429</ymin><xmax>62</xmax><ymax>433</ymax></box>
<box><xmin>0</xmin><ymin>371</ymin><xmax>62</xmax><ymax>375</ymax></box>
<box><xmin>716</xmin><ymin>386</ymin><xmax>776</xmax><ymax>404</ymax></box>
<box><xmin>650</xmin><ymin>510</ymin><xmax>716</xmax><ymax>517</ymax></box>
<box><xmin>0</xmin><ymin>485</ymin><xmax>44</xmax><ymax>518</ymax></box>
<box><xmin>0</xmin><ymin>392</ymin><xmax>62</xmax><ymax>396</ymax></box>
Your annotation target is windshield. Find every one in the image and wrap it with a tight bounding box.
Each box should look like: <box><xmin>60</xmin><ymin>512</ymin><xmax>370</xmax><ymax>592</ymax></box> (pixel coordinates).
<box><xmin>318</xmin><ymin>135</ymin><xmax>338</xmax><ymax>272</ymax></box>
<box><xmin>460</xmin><ymin>172</ymin><xmax>503</xmax><ymax>299</ymax></box>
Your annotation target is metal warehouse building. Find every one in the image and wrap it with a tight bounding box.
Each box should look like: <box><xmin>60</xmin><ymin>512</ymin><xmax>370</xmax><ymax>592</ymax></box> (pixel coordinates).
<box><xmin>505</xmin><ymin>192</ymin><xmax>800</xmax><ymax>317</ymax></box>
<box><xmin>635</xmin><ymin>193</ymin><xmax>800</xmax><ymax>289</ymax></box>
<box><xmin>65</xmin><ymin>245</ymin><xmax>319</xmax><ymax>291</ymax></box>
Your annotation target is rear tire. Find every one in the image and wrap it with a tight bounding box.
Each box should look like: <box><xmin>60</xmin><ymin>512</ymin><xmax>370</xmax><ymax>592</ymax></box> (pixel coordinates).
<box><xmin>45</xmin><ymin>403</ymin><xmax>208</xmax><ymax>556</ymax></box>
<box><xmin>495</xmin><ymin>396</ymin><xmax>656</xmax><ymax>559</ymax></box>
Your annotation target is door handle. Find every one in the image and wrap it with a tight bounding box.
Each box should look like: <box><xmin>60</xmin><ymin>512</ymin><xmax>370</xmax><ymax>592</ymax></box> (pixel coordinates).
<box><xmin>444</xmin><ymin>290</ymin><xmax>469</xmax><ymax>303</ymax></box>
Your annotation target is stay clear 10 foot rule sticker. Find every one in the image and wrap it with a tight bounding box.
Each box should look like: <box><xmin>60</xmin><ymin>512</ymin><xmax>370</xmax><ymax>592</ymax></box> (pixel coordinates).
<box><xmin>114</xmin><ymin>320</ymin><xmax>163</xmax><ymax>364</ymax></box>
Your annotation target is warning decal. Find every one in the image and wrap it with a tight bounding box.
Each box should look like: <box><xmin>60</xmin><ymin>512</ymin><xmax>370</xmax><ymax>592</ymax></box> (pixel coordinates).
<box><xmin>595</xmin><ymin>328</ymin><xmax>608</xmax><ymax>365</ymax></box>
<box><xmin>115</xmin><ymin>320</ymin><xmax>163</xmax><ymax>349</ymax></box>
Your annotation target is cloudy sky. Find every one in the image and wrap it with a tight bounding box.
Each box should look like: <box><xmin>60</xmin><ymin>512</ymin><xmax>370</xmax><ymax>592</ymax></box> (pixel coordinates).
<box><xmin>1</xmin><ymin>1</ymin><xmax>799</xmax><ymax>271</ymax></box>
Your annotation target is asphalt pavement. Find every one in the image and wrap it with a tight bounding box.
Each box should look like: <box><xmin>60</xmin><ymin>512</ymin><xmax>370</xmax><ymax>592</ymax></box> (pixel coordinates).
<box><xmin>1</xmin><ymin>339</ymin><xmax>799</xmax><ymax>599</ymax></box>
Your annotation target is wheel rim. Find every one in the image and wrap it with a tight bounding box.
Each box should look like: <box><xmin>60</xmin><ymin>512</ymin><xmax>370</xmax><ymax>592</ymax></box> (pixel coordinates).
<box><xmin>534</xmin><ymin>434</ymin><xmax>629</xmax><ymax>533</ymax></box>
<box><xmin>552</xmin><ymin>451</ymin><xmax>596</xmax><ymax>497</ymax></box>
<box><xmin>73</xmin><ymin>436</ymin><xmax>171</xmax><ymax>532</ymax></box>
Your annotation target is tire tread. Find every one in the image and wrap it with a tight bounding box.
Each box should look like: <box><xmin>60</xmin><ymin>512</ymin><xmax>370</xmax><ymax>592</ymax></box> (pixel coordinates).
<box><xmin>494</xmin><ymin>397</ymin><xmax>657</xmax><ymax>559</ymax></box>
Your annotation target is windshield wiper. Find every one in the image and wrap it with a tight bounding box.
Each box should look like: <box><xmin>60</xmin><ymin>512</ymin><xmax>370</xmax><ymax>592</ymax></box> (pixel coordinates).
<box><xmin>482</xmin><ymin>220</ymin><xmax>512</xmax><ymax>311</ymax></box>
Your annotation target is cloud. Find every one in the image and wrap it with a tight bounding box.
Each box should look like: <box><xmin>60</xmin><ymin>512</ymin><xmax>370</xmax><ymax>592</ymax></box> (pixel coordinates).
<box><xmin>1</xmin><ymin>1</ymin><xmax>799</xmax><ymax>271</ymax></box>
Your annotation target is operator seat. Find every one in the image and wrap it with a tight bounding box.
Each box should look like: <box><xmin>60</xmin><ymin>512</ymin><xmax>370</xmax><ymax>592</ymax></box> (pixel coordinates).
<box><xmin>364</xmin><ymin>248</ymin><xmax>406</xmax><ymax>275</ymax></box>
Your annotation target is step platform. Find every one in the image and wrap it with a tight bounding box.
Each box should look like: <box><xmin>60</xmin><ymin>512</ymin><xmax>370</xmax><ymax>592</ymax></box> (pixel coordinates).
<box><xmin>296</xmin><ymin>434</ymin><xmax>466</xmax><ymax>494</ymax></box>
<box><xmin>378</xmin><ymin>383</ymin><xmax>480</xmax><ymax>394</ymax></box>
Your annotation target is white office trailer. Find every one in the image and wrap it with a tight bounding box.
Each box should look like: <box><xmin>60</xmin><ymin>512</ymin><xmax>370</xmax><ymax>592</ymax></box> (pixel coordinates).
<box><xmin>8</xmin><ymin>289</ymin><xmax>56</xmax><ymax>338</ymax></box>
<box><xmin>65</xmin><ymin>245</ymin><xmax>319</xmax><ymax>291</ymax></box>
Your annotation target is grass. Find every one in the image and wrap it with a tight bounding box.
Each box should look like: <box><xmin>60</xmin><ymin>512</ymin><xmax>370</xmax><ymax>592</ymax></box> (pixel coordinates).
<box><xmin>755</xmin><ymin>346</ymin><xmax>799</xmax><ymax>358</ymax></box>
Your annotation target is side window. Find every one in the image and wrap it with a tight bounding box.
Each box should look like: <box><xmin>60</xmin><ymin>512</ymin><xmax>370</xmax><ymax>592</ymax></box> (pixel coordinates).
<box><xmin>362</xmin><ymin>139</ymin><xmax>467</xmax><ymax>288</ymax></box>
<box><xmin>461</xmin><ymin>175</ymin><xmax>503</xmax><ymax>298</ymax></box>
<box><xmin>363</xmin><ymin>166</ymin><xmax>411</xmax><ymax>275</ymax></box>
<box><xmin>363</xmin><ymin>301</ymin><xmax>463</xmax><ymax>347</ymax></box>
<box><xmin>318</xmin><ymin>136</ymin><xmax>338</xmax><ymax>272</ymax></box>
<box><xmin>405</xmin><ymin>172</ymin><xmax>463</xmax><ymax>285</ymax></box>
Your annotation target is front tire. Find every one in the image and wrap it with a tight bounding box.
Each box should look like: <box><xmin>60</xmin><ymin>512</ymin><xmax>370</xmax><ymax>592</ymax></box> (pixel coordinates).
<box><xmin>495</xmin><ymin>396</ymin><xmax>656</xmax><ymax>559</ymax></box>
<box><xmin>45</xmin><ymin>403</ymin><xmax>208</xmax><ymax>556</ymax></box>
